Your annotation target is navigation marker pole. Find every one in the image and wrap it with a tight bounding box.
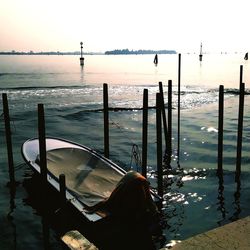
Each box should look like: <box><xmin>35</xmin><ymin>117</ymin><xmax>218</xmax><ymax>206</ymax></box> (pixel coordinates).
<box><xmin>199</xmin><ymin>42</ymin><xmax>203</xmax><ymax>61</ymax></box>
<box><xmin>80</xmin><ymin>42</ymin><xmax>84</xmax><ymax>66</ymax></box>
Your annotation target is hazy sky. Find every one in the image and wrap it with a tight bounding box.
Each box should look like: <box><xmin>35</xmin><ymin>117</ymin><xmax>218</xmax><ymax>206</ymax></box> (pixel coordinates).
<box><xmin>1</xmin><ymin>0</ymin><xmax>249</xmax><ymax>53</ymax></box>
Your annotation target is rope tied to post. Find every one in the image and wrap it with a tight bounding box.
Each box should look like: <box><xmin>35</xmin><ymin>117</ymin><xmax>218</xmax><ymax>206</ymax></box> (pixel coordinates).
<box><xmin>129</xmin><ymin>144</ymin><xmax>142</xmax><ymax>172</ymax></box>
<box><xmin>110</xmin><ymin>117</ymin><xmax>143</xmax><ymax>171</ymax></box>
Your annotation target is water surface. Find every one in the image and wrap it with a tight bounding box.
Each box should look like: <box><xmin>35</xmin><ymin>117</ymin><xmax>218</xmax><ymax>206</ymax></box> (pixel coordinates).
<box><xmin>0</xmin><ymin>54</ymin><xmax>249</xmax><ymax>249</ymax></box>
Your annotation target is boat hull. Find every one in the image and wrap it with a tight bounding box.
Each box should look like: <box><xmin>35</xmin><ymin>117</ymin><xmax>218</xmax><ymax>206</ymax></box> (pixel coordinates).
<box><xmin>22</xmin><ymin>137</ymin><xmax>126</xmax><ymax>222</ymax></box>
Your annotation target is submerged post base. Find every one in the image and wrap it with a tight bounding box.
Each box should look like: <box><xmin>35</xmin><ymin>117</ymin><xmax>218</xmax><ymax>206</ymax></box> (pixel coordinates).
<box><xmin>80</xmin><ymin>57</ymin><xmax>84</xmax><ymax>66</ymax></box>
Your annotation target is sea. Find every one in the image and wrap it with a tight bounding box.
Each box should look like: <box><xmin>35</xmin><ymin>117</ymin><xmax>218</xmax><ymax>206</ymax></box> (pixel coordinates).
<box><xmin>0</xmin><ymin>53</ymin><xmax>249</xmax><ymax>249</ymax></box>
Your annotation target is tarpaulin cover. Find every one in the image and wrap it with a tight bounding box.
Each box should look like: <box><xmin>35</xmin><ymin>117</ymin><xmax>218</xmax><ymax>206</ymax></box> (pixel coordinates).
<box><xmin>46</xmin><ymin>147</ymin><xmax>124</xmax><ymax>207</ymax></box>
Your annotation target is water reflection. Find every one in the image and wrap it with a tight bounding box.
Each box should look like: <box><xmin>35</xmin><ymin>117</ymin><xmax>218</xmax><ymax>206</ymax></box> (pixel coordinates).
<box><xmin>229</xmin><ymin>180</ymin><xmax>241</xmax><ymax>221</ymax></box>
<box><xmin>80</xmin><ymin>65</ymin><xmax>85</xmax><ymax>84</ymax></box>
<box><xmin>163</xmin><ymin>190</ymin><xmax>185</xmax><ymax>239</ymax></box>
<box><xmin>216</xmin><ymin>173</ymin><xmax>242</xmax><ymax>225</ymax></box>
<box><xmin>155</xmin><ymin>167</ymin><xmax>246</xmax><ymax>247</ymax></box>
<box><xmin>7</xmin><ymin>185</ymin><xmax>17</xmax><ymax>249</ymax></box>
<box><xmin>216</xmin><ymin>176</ymin><xmax>226</xmax><ymax>225</ymax></box>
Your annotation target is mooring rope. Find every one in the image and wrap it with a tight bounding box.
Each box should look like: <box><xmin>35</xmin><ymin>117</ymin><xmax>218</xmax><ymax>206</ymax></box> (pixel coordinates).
<box><xmin>110</xmin><ymin>117</ymin><xmax>142</xmax><ymax>171</ymax></box>
<box><xmin>14</xmin><ymin>162</ymin><xmax>27</xmax><ymax>171</ymax></box>
<box><xmin>129</xmin><ymin>144</ymin><xmax>142</xmax><ymax>172</ymax></box>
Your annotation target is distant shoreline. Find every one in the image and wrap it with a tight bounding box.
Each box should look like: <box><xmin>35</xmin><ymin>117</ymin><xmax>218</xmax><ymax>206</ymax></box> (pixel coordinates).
<box><xmin>0</xmin><ymin>52</ymin><xmax>102</xmax><ymax>56</ymax></box>
<box><xmin>0</xmin><ymin>49</ymin><xmax>177</xmax><ymax>56</ymax></box>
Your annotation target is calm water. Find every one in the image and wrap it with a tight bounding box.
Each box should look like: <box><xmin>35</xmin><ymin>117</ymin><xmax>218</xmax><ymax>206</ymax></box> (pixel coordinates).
<box><xmin>0</xmin><ymin>54</ymin><xmax>249</xmax><ymax>249</ymax></box>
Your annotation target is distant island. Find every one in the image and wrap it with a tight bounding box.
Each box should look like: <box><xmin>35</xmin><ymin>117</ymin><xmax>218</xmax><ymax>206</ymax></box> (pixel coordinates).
<box><xmin>105</xmin><ymin>49</ymin><xmax>177</xmax><ymax>55</ymax></box>
<box><xmin>0</xmin><ymin>49</ymin><xmax>177</xmax><ymax>55</ymax></box>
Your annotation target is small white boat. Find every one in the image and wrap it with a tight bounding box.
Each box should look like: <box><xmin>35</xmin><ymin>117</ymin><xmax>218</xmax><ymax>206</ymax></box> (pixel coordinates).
<box><xmin>22</xmin><ymin>137</ymin><xmax>159</xmax><ymax>223</ymax></box>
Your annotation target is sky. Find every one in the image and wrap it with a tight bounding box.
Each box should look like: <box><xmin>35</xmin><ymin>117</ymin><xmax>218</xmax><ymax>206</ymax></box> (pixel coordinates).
<box><xmin>1</xmin><ymin>0</ymin><xmax>249</xmax><ymax>53</ymax></box>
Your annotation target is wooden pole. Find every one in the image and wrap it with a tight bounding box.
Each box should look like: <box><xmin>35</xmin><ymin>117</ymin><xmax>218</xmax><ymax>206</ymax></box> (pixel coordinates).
<box><xmin>217</xmin><ymin>85</ymin><xmax>224</xmax><ymax>177</ymax></box>
<box><xmin>2</xmin><ymin>93</ymin><xmax>16</xmax><ymax>186</ymax></box>
<box><xmin>167</xmin><ymin>80</ymin><xmax>172</xmax><ymax>165</ymax></box>
<box><xmin>38</xmin><ymin>104</ymin><xmax>48</xmax><ymax>187</ymax></box>
<box><xmin>239</xmin><ymin>65</ymin><xmax>243</xmax><ymax>85</ymax></box>
<box><xmin>177</xmin><ymin>53</ymin><xmax>181</xmax><ymax>168</ymax></box>
<box><xmin>80</xmin><ymin>42</ymin><xmax>84</xmax><ymax>66</ymax></box>
<box><xmin>59</xmin><ymin>174</ymin><xmax>66</xmax><ymax>205</ymax></box>
<box><xmin>235</xmin><ymin>82</ymin><xmax>245</xmax><ymax>182</ymax></box>
<box><xmin>141</xmin><ymin>89</ymin><xmax>148</xmax><ymax>178</ymax></box>
<box><xmin>42</xmin><ymin>217</ymin><xmax>50</xmax><ymax>249</ymax></box>
<box><xmin>156</xmin><ymin>93</ymin><xmax>163</xmax><ymax>197</ymax></box>
<box><xmin>158</xmin><ymin>82</ymin><xmax>168</xmax><ymax>152</ymax></box>
<box><xmin>103</xmin><ymin>83</ymin><xmax>109</xmax><ymax>158</ymax></box>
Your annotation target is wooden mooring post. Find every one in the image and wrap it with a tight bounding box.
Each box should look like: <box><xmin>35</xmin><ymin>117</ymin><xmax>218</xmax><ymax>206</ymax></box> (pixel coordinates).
<box><xmin>38</xmin><ymin>104</ymin><xmax>48</xmax><ymax>189</ymax></box>
<box><xmin>2</xmin><ymin>93</ymin><xmax>16</xmax><ymax>186</ymax></box>
<box><xmin>217</xmin><ymin>85</ymin><xmax>224</xmax><ymax>178</ymax></box>
<box><xmin>158</xmin><ymin>82</ymin><xmax>168</xmax><ymax>151</ymax></box>
<box><xmin>239</xmin><ymin>65</ymin><xmax>243</xmax><ymax>86</ymax></box>
<box><xmin>42</xmin><ymin>216</ymin><xmax>50</xmax><ymax>249</ymax></box>
<box><xmin>156</xmin><ymin>93</ymin><xmax>163</xmax><ymax>197</ymax></box>
<box><xmin>141</xmin><ymin>89</ymin><xmax>148</xmax><ymax>178</ymax></box>
<box><xmin>167</xmin><ymin>80</ymin><xmax>172</xmax><ymax>165</ymax></box>
<box><xmin>235</xmin><ymin>82</ymin><xmax>245</xmax><ymax>182</ymax></box>
<box><xmin>103</xmin><ymin>83</ymin><xmax>109</xmax><ymax>158</ymax></box>
<box><xmin>177</xmin><ymin>53</ymin><xmax>181</xmax><ymax>168</ymax></box>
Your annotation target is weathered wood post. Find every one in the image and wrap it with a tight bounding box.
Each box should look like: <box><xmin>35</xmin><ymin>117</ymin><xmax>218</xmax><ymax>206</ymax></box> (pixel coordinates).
<box><xmin>167</xmin><ymin>80</ymin><xmax>172</xmax><ymax>165</ymax></box>
<box><xmin>38</xmin><ymin>104</ymin><xmax>48</xmax><ymax>188</ymax></box>
<box><xmin>2</xmin><ymin>93</ymin><xmax>16</xmax><ymax>186</ymax></box>
<box><xmin>158</xmin><ymin>82</ymin><xmax>168</xmax><ymax>153</ymax></box>
<box><xmin>42</xmin><ymin>217</ymin><xmax>50</xmax><ymax>249</ymax></box>
<box><xmin>235</xmin><ymin>82</ymin><xmax>245</xmax><ymax>182</ymax></box>
<box><xmin>156</xmin><ymin>93</ymin><xmax>163</xmax><ymax>197</ymax></box>
<box><xmin>141</xmin><ymin>89</ymin><xmax>148</xmax><ymax>178</ymax></box>
<box><xmin>217</xmin><ymin>85</ymin><xmax>224</xmax><ymax>178</ymax></box>
<box><xmin>177</xmin><ymin>53</ymin><xmax>181</xmax><ymax>168</ymax></box>
<box><xmin>103</xmin><ymin>83</ymin><xmax>109</xmax><ymax>158</ymax></box>
<box><xmin>239</xmin><ymin>65</ymin><xmax>243</xmax><ymax>86</ymax></box>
